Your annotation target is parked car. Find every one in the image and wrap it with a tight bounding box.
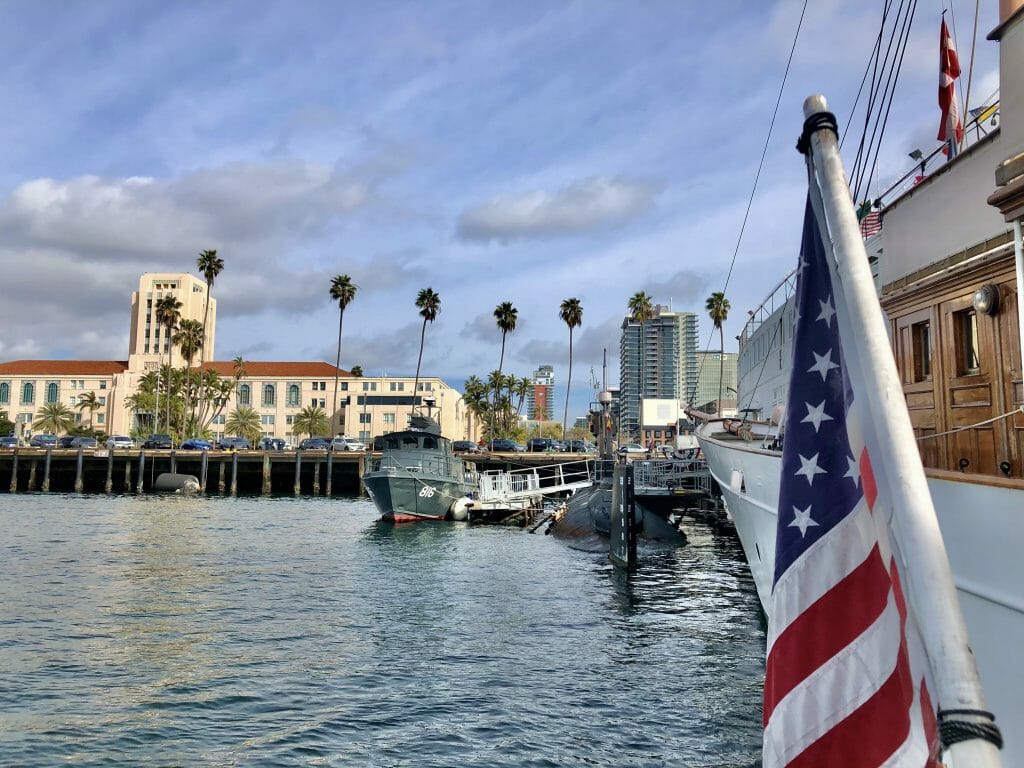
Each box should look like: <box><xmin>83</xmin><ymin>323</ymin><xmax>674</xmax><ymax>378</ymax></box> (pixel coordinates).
<box><xmin>216</xmin><ymin>436</ymin><xmax>251</xmax><ymax>451</ymax></box>
<box><xmin>452</xmin><ymin>440</ymin><xmax>482</xmax><ymax>453</ymax></box>
<box><xmin>29</xmin><ymin>434</ymin><xmax>58</xmax><ymax>448</ymax></box>
<box><xmin>299</xmin><ymin>437</ymin><xmax>330</xmax><ymax>450</ymax></box>
<box><xmin>527</xmin><ymin>437</ymin><xmax>559</xmax><ymax>452</ymax></box>
<box><xmin>57</xmin><ymin>435</ymin><xmax>78</xmax><ymax>448</ymax></box>
<box><xmin>617</xmin><ymin>443</ymin><xmax>647</xmax><ymax>456</ymax></box>
<box><xmin>142</xmin><ymin>434</ymin><xmax>174</xmax><ymax>449</ymax></box>
<box><xmin>0</xmin><ymin>436</ymin><xmax>19</xmax><ymax>448</ymax></box>
<box><xmin>259</xmin><ymin>437</ymin><xmax>286</xmax><ymax>451</ymax></box>
<box><xmin>488</xmin><ymin>438</ymin><xmax>520</xmax><ymax>452</ymax></box>
<box><xmin>180</xmin><ymin>437</ymin><xmax>213</xmax><ymax>451</ymax></box>
<box><xmin>106</xmin><ymin>435</ymin><xmax>135</xmax><ymax>450</ymax></box>
<box><xmin>564</xmin><ymin>439</ymin><xmax>595</xmax><ymax>453</ymax></box>
<box><xmin>331</xmin><ymin>436</ymin><xmax>366</xmax><ymax>451</ymax></box>
<box><xmin>69</xmin><ymin>436</ymin><xmax>98</xmax><ymax>449</ymax></box>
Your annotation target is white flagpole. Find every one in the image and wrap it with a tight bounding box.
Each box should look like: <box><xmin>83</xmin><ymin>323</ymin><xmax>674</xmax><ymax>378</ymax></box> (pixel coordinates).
<box><xmin>803</xmin><ymin>94</ymin><xmax>1001</xmax><ymax>767</ymax></box>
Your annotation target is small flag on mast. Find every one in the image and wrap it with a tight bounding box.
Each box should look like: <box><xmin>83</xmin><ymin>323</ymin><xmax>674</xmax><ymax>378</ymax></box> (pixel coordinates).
<box><xmin>762</xmin><ymin>200</ymin><xmax>940</xmax><ymax>766</ymax></box>
<box><xmin>937</xmin><ymin>17</ymin><xmax>963</xmax><ymax>159</ymax></box>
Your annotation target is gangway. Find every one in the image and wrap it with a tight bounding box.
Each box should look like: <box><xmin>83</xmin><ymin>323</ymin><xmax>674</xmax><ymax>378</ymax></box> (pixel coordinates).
<box><xmin>477</xmin><ymin>459</ymin><xmax>594</xmax><ymax>503</ymax></box>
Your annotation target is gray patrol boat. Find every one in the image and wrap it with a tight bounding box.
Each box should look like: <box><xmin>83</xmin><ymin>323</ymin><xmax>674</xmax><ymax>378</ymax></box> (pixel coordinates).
<box><xmin>363</xmin><ymin>413</ymin><xmax>477</xmax><ymax>523</ymax></box>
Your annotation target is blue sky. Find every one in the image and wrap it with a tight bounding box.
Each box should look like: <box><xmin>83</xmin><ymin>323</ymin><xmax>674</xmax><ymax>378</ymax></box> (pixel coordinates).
<box><xmin>0</xmin><ymin>1</ymin><xmax>1000</xmax><ymax>421</ymax></box>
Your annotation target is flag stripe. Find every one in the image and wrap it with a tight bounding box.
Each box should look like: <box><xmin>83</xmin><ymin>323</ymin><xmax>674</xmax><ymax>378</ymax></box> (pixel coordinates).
<box><xmin>785</xmin><ymin>644</ymin><xmax>916</xmax><ymax>768</ymax></box>
<box><xmin>764</xmin><ymin>544</ymin><xmax>891</xmax><ymax>721</ymax></box>
<box><xmin>763</xmin><ymin>591</ymin><xmax>904</xmax><ymax>764</ymax></box>
<box><xmin>767</xmin><ymin>499</ymin><xmax>878</xmax><ymax>650</ymax></box>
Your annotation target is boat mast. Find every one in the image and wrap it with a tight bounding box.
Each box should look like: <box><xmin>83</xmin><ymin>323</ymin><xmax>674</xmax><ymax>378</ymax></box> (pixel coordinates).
<box><xmin>804</xmin><ymin>94</ymin><xmax>1002</xmax><ymax>768</ymax></box>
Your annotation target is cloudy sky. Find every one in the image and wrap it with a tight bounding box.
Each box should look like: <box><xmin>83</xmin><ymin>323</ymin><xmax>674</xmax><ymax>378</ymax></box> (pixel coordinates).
<box><xmin>0</xmin><ymin>1</ymin><xmax>1001</xmax><ymax>419</ymax></box>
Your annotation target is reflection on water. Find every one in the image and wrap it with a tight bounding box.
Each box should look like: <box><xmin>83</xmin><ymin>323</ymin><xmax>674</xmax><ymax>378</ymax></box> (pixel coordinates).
<box><xmin>0</xmin><ymin>494</ymin><xmax>765</xmax><ymax>766</ymax></box>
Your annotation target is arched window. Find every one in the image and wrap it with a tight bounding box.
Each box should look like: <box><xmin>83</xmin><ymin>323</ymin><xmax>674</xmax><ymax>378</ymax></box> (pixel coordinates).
<box><xmin>0</xmin><ymin>382</ymin><xmax>9</xmax><ymax>405</ymax></box>
<box><xmin>21</xmin><ymin>382</ymin><xmax>35</xmax><ymax>405</ymax></box>
<box><xmin>262</xmin><ymin>384</ymin><xmax>276</xmax><ymax>407</ymax></box>
<box><xmin>238</xmin><ymin>383</ymin><xmax>251</xmax><ymax>406</ymax></box>
<box><xmin>46</xmin><ymin>382</ymin><xmax>59</xmax><ymax>403</ymax></box>
<box><xmin>287</xmin><ymin>384</ymin><xmax>300</xmax><ymax>407</ymax></box>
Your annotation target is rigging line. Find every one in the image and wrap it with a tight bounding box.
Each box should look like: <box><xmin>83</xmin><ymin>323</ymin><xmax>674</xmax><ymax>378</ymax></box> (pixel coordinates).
<box><xmin>962</xmin><ymin>0</ymin><xmax>980</xmax><ymax>123</ymax></box>
<box><xmin>916</xmin><ymin>406</ymin><xmax>1024</xmax><ymax>440</ymax></box>
<box><xmin>861</xmin><ymin>0</ymin><xmax>919</xmax><ymax>199</ymax></box>
<box><xmin>841</xmin><ymin>0</ymin><xmax>895</xmax><ymax>150</ymax></box>
<box><xmin>854</xmin><ymin>0</ymin><xmax>915</xmax><ymax>200</ymax></box>
<box><xmin>718</xmin><ymin>0</ymin><xmax>808</xmax><ymax>301</ymax></box>
<box><xmin>696</xmin><ymin>0</ymin><xmax>808</xmax><ymax>410</ymax></box>
<box><xmin>850</xmin><ymin>0</ymin><xmax>898</xmax><ymax>190</ymax></box>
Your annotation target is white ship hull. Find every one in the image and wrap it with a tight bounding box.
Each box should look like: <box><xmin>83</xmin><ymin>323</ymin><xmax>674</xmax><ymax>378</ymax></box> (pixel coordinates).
<box><xmin>697</xmin><ymin>424</ymin><xmax>1024</xmax><ymax>763</ymax></box>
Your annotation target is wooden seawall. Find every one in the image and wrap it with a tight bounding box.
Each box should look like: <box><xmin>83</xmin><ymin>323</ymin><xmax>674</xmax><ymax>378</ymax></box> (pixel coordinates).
<box><xmin>0</xmin><ymin>448</ymin><xmax>366</xmax><ymax>496</ymax></box>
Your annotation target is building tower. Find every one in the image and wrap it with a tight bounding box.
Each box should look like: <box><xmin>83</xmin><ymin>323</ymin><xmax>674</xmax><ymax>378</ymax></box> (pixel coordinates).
<box><xmin>526</xmin><ymin>364</ymin><xmax>555</xmax><ymax>421</ymax></box>
<box><xmin>128</xmin><ymin>273</ymin><xmax>216</xmax><ymax>372</ymax></box>
<box><xmin>618</xmin><ymin>306</ymin><xmax>698</xmax><ymax>438</ymax></box>
<box><xmin>694</xmin><ymin>351</ymin><xmax>739</xmax><ymax>411</ymax></box>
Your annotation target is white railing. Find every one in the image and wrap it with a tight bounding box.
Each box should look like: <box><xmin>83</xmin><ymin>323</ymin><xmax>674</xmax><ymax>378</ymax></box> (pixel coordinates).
<box><xmin>477</xmin><ymin>459</ymin><xmax>595</xmax><ymax>502</ymax></box>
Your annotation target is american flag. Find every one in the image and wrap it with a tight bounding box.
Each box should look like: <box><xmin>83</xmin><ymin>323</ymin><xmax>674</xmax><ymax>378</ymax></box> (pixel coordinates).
<box><xmin>762</xmin><ymin>200</ymin><xmax>940</xmax><ymax>766</ymax></box>
<box><xmin>938</xmin><ymin>17</ymin><xmax>963</xmax><ymax>159</ymax></box>
<box><xmin>859</xmin><ymin>210</ymin><xmax>881</xmax><ymax>238</ymax></box>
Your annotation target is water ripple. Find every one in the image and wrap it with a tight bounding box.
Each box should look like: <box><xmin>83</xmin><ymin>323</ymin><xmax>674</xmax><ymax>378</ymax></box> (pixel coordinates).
<box><xmin>0</xmin><ymin>494</ymin><xmax>764</xmax><ymax>766</ymax></box>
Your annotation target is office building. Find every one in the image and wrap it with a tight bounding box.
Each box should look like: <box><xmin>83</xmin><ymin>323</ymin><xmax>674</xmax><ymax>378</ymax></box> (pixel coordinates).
<box><xmin>526</xmin><ymin>364</ymin><xmax>555</xmax><ymax>421</ymax></box>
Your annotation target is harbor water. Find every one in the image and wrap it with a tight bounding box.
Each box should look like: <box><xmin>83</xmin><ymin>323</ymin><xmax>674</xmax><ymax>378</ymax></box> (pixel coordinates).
<box><xmin>1</xmin><ymin>494</ymin><xmax>766</xmax><ymax>766</ymax></box>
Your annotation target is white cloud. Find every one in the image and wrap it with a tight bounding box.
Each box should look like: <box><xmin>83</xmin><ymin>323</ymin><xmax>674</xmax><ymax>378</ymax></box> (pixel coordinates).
<box><xmin>457</xmin><ymin>175</ymin><xmax>661</xmax><ymax>241</ymax></box>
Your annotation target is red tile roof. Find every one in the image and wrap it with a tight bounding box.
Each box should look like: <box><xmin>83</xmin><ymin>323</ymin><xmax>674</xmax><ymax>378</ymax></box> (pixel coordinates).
<box><xmin>0</xmin><ymin>360</ymin><xmax>348</xmax><ymax>377</ymax></box>
<box><xmin>200</xmin><ymin>361</ymin><xmax>348</xmax><ymax>377</ymax></box>
<box><xmin>0</xmin><ymin>360</ymin><xmax>129</xmax><ymax>375</ymax></box>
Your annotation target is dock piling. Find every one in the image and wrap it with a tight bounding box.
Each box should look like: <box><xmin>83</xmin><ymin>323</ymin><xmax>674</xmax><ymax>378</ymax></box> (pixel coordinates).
<box><xmin>42</xmin><ymin>448</ymin><xmax>51</xmax><ymax>493</ymax></box>
<box><xmin>218</xmin><ymin>459</ymin><xmax>226</xmax><ymax>494</ymax></box>
<box><xmin>74</xmin><ymin>447</ymin><xmax>84</xmax><ymax>493</ymax></box>
<box><xmin>262</xmin><ymin>453</ymin><xmax>271</xmax><ymax>496</ymax></box>
<box><xmin>9</xmin><ymin>448</ymin><xmax>18</xmax><ymax>492</ymax></box>
<box><xmin>200</xmin><ymin>452</ymin><xmax>208</xmax><ymax>494</ymax></box>
<box><xmin>105</xmin><ymin>450</ymin><xmax>114</xmax><ymax>494</ymax></box>
<box><xmin>230</xmin><ymin>453</ymin><xmax>238</xmax><ymax>497</ymax></box>
<box><xmin>293</xmin><ymin>451</ymin><xmax>302</xmax><ymax>496</ymax></box>
<box><xmin>313</xmin><ymin>462</ymin><xmax>320</xmax><ymax>496</ymax></box>
<box><xmin>28</xmin><ymin>458</ymin><xmax>38</xmax><ymax>491</ymax></box>
<box><xmin>137</xmin><ymin>450</ymin><xmax>145</xmax><ymax>493</ymax></box>
<box><xmin>325</xmin><ymin>451</ymin><xmax>333</xmax><ymax>497</ymax></box>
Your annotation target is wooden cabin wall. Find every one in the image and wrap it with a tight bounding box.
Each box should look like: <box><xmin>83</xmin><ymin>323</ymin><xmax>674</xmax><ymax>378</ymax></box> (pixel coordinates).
<box><xmin>885</xmin><ymin>258</ymin><xmax>1022</xmax><ymax>479</ymax></box>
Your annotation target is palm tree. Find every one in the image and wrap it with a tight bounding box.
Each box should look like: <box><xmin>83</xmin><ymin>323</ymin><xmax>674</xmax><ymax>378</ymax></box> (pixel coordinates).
<box><xmin>76</xmin><ymin>391</ymin><xmax>101</xmax><ymax>430</ymax></box>
<box><xmin>705</xmin><ymin>292</ymin><xmax>731</xmax><ymax>414</ymax></box>
<box><xmin>225</xmin><ymin>406</ymin><xmax>262</xmax><ymax>445</ymax></box>
<box><xmin>173</xmin><ymin>319</ymin><xmax>205</xmax><ymax>432</ymax></box>
<box><xmin>412</xmin><ymin>287</ymin><xmax>441</xmax><ymax>412</ymax></box>
<box><xmin>196</xmin><ymin>249</ymin><xmax>223</xmax><ymax>370</ymax></box>
<box><xmin>33</xmin><ymin>403</ymin><xmax>75</xmax><ymax>435</ymax></box>
<box><xmin>627</xmin><ymin>291</ymin><xmax>654</xmax><ymax>442</ymax></box>
<box><xmin>559</xmin><ymin>297</ymin><xmax>583</xmax><ymax>441</ymax></box>
<box><xmin>155</xmin><ymin>293</ymin><xmax>182</xmax><ymax>432</ymax></box>
<box><xmin>329</xmin><ymin>274</ymin><xmax>358</xmax><ymax>435</ymax></box>
<box><xmin>292</xmin><ymin>406</ymin><xmax>328</xmax><ymax>440</ymax></box>
<box><xmin>492</xmin><ymin>301</ymin><xmax>518</xmax><ymax>440</ymax></box>
<box><xmin>232</xmin><ymin>355</ymin><xmax>247</xmax><ymax>382</ymax></box>
<box><xmin>350</xmin><ymin>365</ymin><xmax>363</xmax><ymax>378</ymax></box>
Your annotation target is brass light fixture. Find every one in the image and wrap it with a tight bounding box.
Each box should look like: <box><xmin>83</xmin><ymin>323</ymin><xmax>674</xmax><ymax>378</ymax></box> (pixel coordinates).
<box><xmin>972</xmin><ymin>284</ymin><xmax>1001</xmax><ymax>316</ymax></box>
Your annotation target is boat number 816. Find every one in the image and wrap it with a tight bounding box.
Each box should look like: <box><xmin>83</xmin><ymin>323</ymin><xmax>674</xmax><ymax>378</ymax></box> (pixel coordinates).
<box><xmin>418</xmin><ymin>485</ymin><xmax>437</xmax><ymax>498</ymax></box>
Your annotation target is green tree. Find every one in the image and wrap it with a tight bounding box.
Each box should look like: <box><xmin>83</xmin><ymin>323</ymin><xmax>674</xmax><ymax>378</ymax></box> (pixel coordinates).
<box><xmin>412</xmin><ymin>287</ymin><xmax>441</xmax><ymax>412</ymax></box>
<box><xmin>173</xmin><ymin>318</ymin><xmax>205</xmax><ymax>432</ymax></box>
<box><xmin>559</xmin><ymin>297</ymin><xmax>583</xmax><ymax>441</ymax></box>
<box><xmin>76</xmin><ymin>391</ymin><xmax>101</xmax><ymax>430</ymax></box>
<box><xmin>232</xmin><ymin>355</ymin><xmax>247</xmax><ymax>382</ymax></box>
<box><xmin>492</xmin><ymin>301</ymin><xmax>518</xmax><ymax>439</ymax></box>
<box><xmin>225</xmin><ymin>406</ymin><xmax>261</xmax><ymax>444</ymax></box>
<box><xmin>0</xmin><ymin>410</ymin><xmax>14</xmax><ymax>437</ymax></box>
<box><xmin>33</xmin><ymin>402</ymin><xmax>75</xmax><ymax>435</ymax></box>
<box><xmin>705</xmin><ymin>292</ymin><xmax>731</xmax><ymax>413</ymax></box>
<box><xmin>292</xmin><ymin>406</ymin><xmax>328</xmax><ymax>440</ymax></box>
<box><xmin>196</xmin><ymin>248</ymin><xmax>223</xmax><ymax>370</ymax></box>
<box><xmin>350</xmin><ymin>365</ymin><xmax>363</xmax><ymax>378</ymax></box>
<box><xmin>155</xmin><ymin>293</ymin><xmax>182</xmax><ymax>432</ymax></box>
<box><xmin>329</xmin><ymin>274</ymin><xmax>358</xmax><ymax>435</ymax></box>
<box><xmin>627</xmin><ymin>291</ymin><xmax>654</xmax><ymax>440</ymax></box>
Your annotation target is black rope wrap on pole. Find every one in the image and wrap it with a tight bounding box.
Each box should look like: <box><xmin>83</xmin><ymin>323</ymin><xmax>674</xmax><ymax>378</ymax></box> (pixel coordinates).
<box><xmin>796</xmin><ymin>111</ymin><xmax>839</xmax><ymax>155</ymax></box>
<box><xmin>938</xmin><ymin>708</ymin><xmax>1003</xmax><ymax>750</ymax></box>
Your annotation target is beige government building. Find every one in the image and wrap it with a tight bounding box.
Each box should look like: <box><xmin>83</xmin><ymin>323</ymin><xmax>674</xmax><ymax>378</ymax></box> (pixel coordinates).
<box><xmin>0</xmin><ymin>273</ymin><xmax>477</xmax><ymax>445</ymax></box>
